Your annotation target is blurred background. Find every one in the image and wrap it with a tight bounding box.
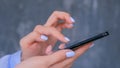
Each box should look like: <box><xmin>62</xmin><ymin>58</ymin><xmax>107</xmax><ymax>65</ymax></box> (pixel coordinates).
<box><xmin>0</xmin><ymin>0</ymin><xmax>120</xmax><ymax>68</ymax></box>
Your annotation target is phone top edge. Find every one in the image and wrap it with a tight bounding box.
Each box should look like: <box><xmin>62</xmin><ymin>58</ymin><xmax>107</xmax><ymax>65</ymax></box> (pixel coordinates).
<box><xmin>65</xmin><ymin>31</ymin><xmax>109</xmax><ymax>50</ymax></box>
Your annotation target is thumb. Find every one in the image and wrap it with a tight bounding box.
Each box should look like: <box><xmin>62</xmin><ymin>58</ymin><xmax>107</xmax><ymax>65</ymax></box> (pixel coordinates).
<box><xmin>47</xmin><ymin>49</ymin><xmax>75</xmax><ymax>66</ymax></box>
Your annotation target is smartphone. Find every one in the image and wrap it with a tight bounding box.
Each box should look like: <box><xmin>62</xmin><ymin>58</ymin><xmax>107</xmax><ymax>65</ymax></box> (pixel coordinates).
<box><xmin>64</xmin><ymin>31</ymin><xmax>109</xmax><ymax>51</ymax></box>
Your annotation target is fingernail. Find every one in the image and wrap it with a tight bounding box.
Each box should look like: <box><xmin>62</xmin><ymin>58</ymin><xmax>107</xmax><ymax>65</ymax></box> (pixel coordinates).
<box><xmin>63</xmin><ymin>45</ymin><xmax>66</xmax><ymax>49</ymax></box>
<box><xmin>66</xmin><ymin>51</ymin><xmax>75</xmax><ymax>58</ymax></box>
<box><xmin>59</xmin><ymin>43</ymin><xmax>66</xmax><ymax>49</ymax></box>
<box><xmin>70</xmin><ymin>17</ymin><xmax>75</xmax><ymax>23</ymax></box>
<box><xmin>65</xmin><ymin>37</ymin><xmax>70</xmax><ymax>42</ymax></box>
<box><xmin>40</xmin><ymin>35</ymin><xmax>48</xmax><ymax>41</ymax></box>
<box><xmin>46</xmin><ymin>45</ymin><xmax>53</xmax><ymax>55</ymax></box>
<box><xmin>89</xmin><ymin>43</ymin><xmax>95</xmax><ymax>48</ymax></box>
<box><xmin>46</xmin><ymin>45</ymin><xmax>52</xmax><ymax>52</ymax></box>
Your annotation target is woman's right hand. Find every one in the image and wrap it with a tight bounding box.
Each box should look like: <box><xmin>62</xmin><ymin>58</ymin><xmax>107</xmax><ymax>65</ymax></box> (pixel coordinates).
<box><xmin>16</xmin><ymin>50</ymin><xmax>73</xmax><ymax>68</ymax></box>
<box><xmin>20</xmin><ymin>11</ymin><xmax>74</xmax><ymax>61</ymax></box>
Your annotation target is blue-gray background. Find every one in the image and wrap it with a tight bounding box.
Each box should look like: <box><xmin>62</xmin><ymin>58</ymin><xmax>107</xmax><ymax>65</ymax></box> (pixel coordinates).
<box><xmin>0</xmin><ymin>0</ymin><xmax>120</xmax><ymax>68</ymax></box>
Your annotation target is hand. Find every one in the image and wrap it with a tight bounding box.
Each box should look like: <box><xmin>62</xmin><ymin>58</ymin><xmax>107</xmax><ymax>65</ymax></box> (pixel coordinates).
<box><xmin>20</xmin><ymin>11</ymin><xmax>75</xmax><ymax>61</ymax></box>
<box><xmin>16</xmin><ymin>43</ymin><xmax>92</xmax><ymax>68</ymax></box>
<box><xmin>49</xmin><ymin>43</ymin><xmax>93</xmax><ymax>68</ymax></box>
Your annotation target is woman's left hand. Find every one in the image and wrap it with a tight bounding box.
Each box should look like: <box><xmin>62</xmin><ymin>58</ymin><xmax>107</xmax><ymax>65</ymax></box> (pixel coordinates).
<box><xmin>16</xmin><ymin>43</ymin><xmax>92</xmax><ymax>68</ymax></box>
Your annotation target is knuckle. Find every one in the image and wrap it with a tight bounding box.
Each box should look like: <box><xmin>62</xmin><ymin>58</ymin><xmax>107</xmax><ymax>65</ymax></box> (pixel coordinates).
<box><xmin>34</xmin><ymin>25</ymin><xmax>42</xmax><ymax>31</ymax></box>
<box><xmin>53</xmin><ymin>11</ymin><xmax>71</xmax><ymax>17</ymax></box>
<box><xmin>46</xmin><ymin>27</ymin><xmax>58</xmax><ymax>35</ymax></box>
<box><xmin>19</xmin><ymin>32</ymin><xmax>32</xmax><ymax>47</ymax></box>
<box><xmin>53</xmin><ymin>11</ymin><xmax>59</xmax><ymax>14</ymax></box>
<box><xmin>52</xmin><ymin>11</ymin><xmax>60</xmax><ymax>16</ymax></box>
<box><xmin>35</xmin><ymin>25</ymin><xmax>42</xmax><ymax>29</ymax></box>
<box><xmin>63</xmin><ymin>12</ymin><xmax>70</xmax><ymax>16</ymax></box>
<box><xmin>19</xmin><ymin>37</ymin><xmax>25</xmax><ymax>47</ymax></box>
<box><xmin>49</xmin><ymin>27</ymin><xmax>56</xmax><ymax>31</ymax></box>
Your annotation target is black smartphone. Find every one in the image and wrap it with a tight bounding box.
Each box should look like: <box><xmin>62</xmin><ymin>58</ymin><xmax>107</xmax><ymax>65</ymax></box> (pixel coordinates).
<box><xmin>64</xmin><ymin>31</ymin><xmax>109</xmax><ymax>51</ymax></box>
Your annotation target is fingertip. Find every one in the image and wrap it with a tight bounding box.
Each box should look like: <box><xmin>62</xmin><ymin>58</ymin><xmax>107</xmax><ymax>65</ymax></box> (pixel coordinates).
<box><xmin>64</xmin><ymin>37</ymin><xmax>70</xmax><ymax>42</ymax></box>
<box><xmin>46</xmin><ymin>45</ymin><xmax>53</xmax><ymax>55</ymax></box>
<box><xmin>66</xmin><ymin>51</ymin><xmax>75</xmax><ymax>58</ymax></box>
<box><xmin>89</xmin><ymin>43</ymin><xmax>95</xmax><ymax>48</ymax></box>
<box><xmin>59</xmin><ymin>36</ymin><xmax>70</xmax><ymax>43</ymax></box>
<box><xmin>70</xmin><ymin>17</ymin><xmax>75</xmax><ymax>23</ymax></box>
<box><xmin>59</xmin><ymin>43</ymin><xmax>66</xmax><ymax>49</ymax></box>
<box><xmin>65</xmin><ymin>23</ymin><xmax>74</xmax><ymax>29</ymax></box>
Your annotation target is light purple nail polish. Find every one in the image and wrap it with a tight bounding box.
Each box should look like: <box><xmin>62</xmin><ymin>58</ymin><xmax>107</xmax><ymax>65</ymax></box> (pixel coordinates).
<box><xmin>65</xmin><ymin>37</ymin><xmax>70</xmax><ymax>42</ymax></box>
<box><xmin>40</xmin><ymin>35</ymin><xmax>48</xmax><ymax>41</ymax></box>
<box><xmin>89</xmin><ymin>44</ymin><xmax>95</xmax><ymax>48</ymax></box>
<box><xmin>70</xmin><ymin>17</ymin><xmax>75</xmax><ymax>23</ymax></box>
<box><xmin>66</xmin><ymin>51</ymin><xmax>75</xmax><ymax>58</ymax></box>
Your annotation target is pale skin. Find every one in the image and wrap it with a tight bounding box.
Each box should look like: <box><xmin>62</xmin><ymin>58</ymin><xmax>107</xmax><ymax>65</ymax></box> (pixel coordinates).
<box><xmin>15</xmin><ymin>11</ymin><xmax>93</xmax><ymax>68</ymax></box>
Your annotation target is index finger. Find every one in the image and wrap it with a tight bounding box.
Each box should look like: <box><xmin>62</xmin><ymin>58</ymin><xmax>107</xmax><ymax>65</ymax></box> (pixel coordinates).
<box><xmin>34</xmin><ymin>25</ymin><xmax>70</xmax><ymax>43</ymax></box>
<box><xmin>44</xmin><ymin>11</ymin><xmax>73</xmax><ymax>27</ymax></box>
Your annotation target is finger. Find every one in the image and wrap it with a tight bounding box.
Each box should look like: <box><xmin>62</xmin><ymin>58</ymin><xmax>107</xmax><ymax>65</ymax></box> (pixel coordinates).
<box><xmin>52</xmin><ymin>43</ymin><xmax>93</xmax><ymax>67</ymax></box>
<box><xmin>36</xmin><ymin>35</ymin><xmax>48</xmax><ymax>42</ymax></box>
<box><xmin>50</xmin><ymin>59</ymin><xmax>73</xmax><ymax>68</ymax></box>
<box><xmin>62</xmin><ymin>23</ymin><xmax>74</xmax><ymax>29</ymax></box>
<box><xmin>45</xmin><ymin>11</ymin><xmax>74</xmax><ymax>27</ymax></box>
<box><xmin>20</xmin><ymin>31</ymin><xmax>49</xmax><ymax>47</ymax></box>
<box><xmin>47</xmin><ymin>49</ymin><xmax>75</xmax><ymax>66</ymax></box>
<box><xmin>60</xmin><ymin>43</ymin><xmax>93</xmax><ymax>63</ymax></box>
<box><xmin>56</xmin><ymin>23</ymin><xmax>74</xmax><ymax>32</ymax></box>
<box><xmin>74</xmin><ymin>42</ymin><xmax>93</xmax><ymax>59</ymax></box>
<box><xmin>65</xmin><ymin>63</ymin><xmax>73</xmax><ymax>68</ymax></box>
<box><xmin>59</xmin><ymin>43</ymin><xmax>66</xmax><ymax>49</ymax></box>
<box><xmin>20</xmin><ymin>31</ymin><xmax>40</xmax><ymax>47</ymax></box>
<box><xmin>45</xmin><ymin>45</ymin><xmax>53</xmax><ymax>55</ymax></box>
<box><xmin>34</xmin><ymin>25</ymin><xmax>70</xmax><ymax>43</ymax></box>
<box><xmin>57</xmin><ymin>17</ymin><xmax>75</xmax><ymax>29</ymax></box>
<box><xmin>55</xmin><ymin>17</ymin><xmax>75</xmax><ymax>32</ymax></box>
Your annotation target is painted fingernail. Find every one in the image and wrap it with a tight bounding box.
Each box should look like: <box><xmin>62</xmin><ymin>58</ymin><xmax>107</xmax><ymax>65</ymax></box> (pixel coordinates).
<box><xmin>46</xmin><ymin>45</ymin><xmax>52</xmax><ymax>52</ymax></box>
<box><xmin>62</xmin><ymin>44</ymin><xmax>66</xmax><ymax>49</ymax></box>
<box><xmin>59</xmin><ymin>43</ymin><xmax>66</xmax><ymax>49</ymax></box>
<box><xmin>89</xmin><ymin>43</ymin><xmax>95</xmax><ymax>48</ymax></box>
<box><xmin>66</xmin><ymin>51</ymin><xmax>75</xmax><ymax>58</ymax></box>
<box><xmin>65</xmin><ymin>37</ymin><xmax>70</xmax><ymax>42</ymax></box>
<box><xmin>70</xmin><ymin>17</ymin><xmax>75</xmax><ymax>23</ymax></box>
<box><xmin>46</xmin><ymin>45</ymin><xmax>53</xmax><ymax>55</ymax></box>
<box><xmin>40</xmin><ymin>35</ymin><xmax>48</xmax><ymax>41</ymax></box>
